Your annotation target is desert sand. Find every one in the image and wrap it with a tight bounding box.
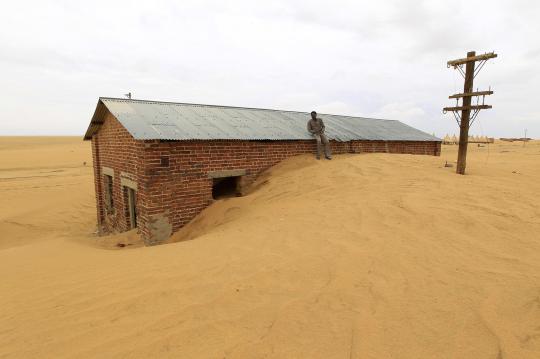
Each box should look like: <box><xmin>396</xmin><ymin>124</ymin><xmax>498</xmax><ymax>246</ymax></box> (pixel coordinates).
<box><xmin>1</xmin><ymin>136</ymin><xmax>540</xmax><ymax>358</ymax></box>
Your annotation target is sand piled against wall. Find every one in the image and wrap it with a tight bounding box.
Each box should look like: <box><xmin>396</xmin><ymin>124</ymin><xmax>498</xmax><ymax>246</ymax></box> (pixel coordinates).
<box><xmin>1</xmin><ymin>137</ymin><xmax>540</xmax><ymax>358</ymax></box>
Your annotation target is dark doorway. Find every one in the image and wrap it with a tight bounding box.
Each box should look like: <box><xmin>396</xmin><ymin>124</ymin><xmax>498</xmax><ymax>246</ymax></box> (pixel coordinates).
<box><xmin>104</xmin><ymin>174</ymin><xmax>114</xmax><ymax>212</ymax></box>
<box><xmin>212</xmin><ymin>176</ymin><xmax>240</xmax><ymax>199</ymax></box>
<box><xmin>126</xmin><ymin>187</ymin><xmax>137</xmax><ymax>229</ymax></box>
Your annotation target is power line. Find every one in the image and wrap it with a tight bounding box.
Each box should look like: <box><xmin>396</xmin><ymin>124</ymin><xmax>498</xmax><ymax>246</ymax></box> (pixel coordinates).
<box><xmin>443</xmin><ymin>51</ymin><xmax>497</xmax><ymax>175</ymax></box>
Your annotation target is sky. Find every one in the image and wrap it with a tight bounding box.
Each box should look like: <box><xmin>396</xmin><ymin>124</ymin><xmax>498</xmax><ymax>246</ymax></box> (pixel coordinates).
<box><xmin>0</xmin><ymin>0</ymin><xmax>539</xmax><ymax>138</ymax></box>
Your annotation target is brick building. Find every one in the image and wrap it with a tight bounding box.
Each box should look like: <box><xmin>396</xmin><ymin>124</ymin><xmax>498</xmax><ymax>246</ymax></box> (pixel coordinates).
<box><xmin>84</xmin><ymin>97</ymin><xmax>441</xmax><ymax>245</ymax></box>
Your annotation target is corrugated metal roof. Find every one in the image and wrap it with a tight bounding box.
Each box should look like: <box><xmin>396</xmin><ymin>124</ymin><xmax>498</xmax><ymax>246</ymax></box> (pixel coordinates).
<box><xmin>84</xmin><ymin>97</ymin><xmax>440</xmax><ymax>142</ymax></box>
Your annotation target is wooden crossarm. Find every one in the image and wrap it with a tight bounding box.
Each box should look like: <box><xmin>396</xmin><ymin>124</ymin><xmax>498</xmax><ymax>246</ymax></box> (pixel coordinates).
<box><xmin>447</xmin><ymin>52</ymin><xmax>498</xmax><ymax>67</ymax></box>
<box><xmin>449</xmin><ymin>90</ymin><xmax>494</xmax><ymax>99</ymax></box>
<box><xmin>443</xmin><ymin>105</ymin><xmax>492</xmax><ymax>112</ymax></box>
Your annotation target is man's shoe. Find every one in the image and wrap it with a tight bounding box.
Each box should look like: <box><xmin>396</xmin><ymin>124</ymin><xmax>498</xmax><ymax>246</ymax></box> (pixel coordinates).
<box><xmin>325</xmin><ymin>156</ymin><xmax>332</xmax><ymax>160</ymax></box>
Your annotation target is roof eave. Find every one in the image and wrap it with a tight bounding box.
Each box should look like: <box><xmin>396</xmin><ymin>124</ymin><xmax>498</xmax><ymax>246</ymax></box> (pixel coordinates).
<box><xmin>83</xmin><ymin>98</ymin><xmax>108</xmax><ymax>140</ymax></box>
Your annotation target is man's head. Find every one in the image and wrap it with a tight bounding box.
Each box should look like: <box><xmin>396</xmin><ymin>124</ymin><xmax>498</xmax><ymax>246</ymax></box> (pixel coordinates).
<box><xmin>310</xmin><ymin>111</ymin><xmax>317</xmax><ymax>120</ymax></box>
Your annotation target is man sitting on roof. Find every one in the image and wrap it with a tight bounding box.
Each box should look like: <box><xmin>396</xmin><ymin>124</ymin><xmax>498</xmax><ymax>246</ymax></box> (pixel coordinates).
<box><xmin>307</xmin><ymin>111</ymin><xmax>332</xmax><ymax>160</ymax></box>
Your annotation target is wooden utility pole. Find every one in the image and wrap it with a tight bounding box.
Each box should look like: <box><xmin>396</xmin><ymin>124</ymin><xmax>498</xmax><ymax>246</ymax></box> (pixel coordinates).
<box><xmin>444</xmin><ymin>51</ymin><xmax>497</xmax><ymax>175</ymax></box>
<box><xmin>456</xmin><ymin>51</ymin><xmax>475</xmax><ymax>175</ymax></box>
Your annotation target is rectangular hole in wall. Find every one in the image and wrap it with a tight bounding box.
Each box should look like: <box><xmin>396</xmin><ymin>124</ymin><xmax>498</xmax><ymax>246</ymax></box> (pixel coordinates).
<box><xmin>104</xmin><ymin>174</ymin><xmax>114</xmax><ymax>213</ymax></box>
<box><xmin>160</xmin><ymin>156</ymin><xmax>169</xmax><ymax>167</ymax></box>
<box><xmin>212</xmin><ymin>176</ymin><xmax>241</xmax><ymax>199</ymax></box>
<box><xmin>124</xmin><ymin>186</ymin><xmax>138</xmax><ymax>229</ymax></box>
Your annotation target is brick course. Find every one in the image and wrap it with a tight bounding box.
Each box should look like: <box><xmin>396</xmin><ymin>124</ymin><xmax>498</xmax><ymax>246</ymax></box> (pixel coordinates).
<box><xmin>91</xmin><ymin>111</ymin><xmax>441</xmax><ymax>245</ymax></box>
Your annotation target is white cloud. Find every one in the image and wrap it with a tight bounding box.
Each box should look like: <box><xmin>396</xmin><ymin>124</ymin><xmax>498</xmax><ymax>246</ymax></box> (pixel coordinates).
<box><xmin>0</xmin><ymin>0</ymin><xmax>539</xmax><ymax>138</ymax></box>
<box><xmin>371</xmin><ymin>102</ymin><xmax>426</xmax><ymax>122</ymax></box>
<box><xmin>317</xmin><ymin>101</ymin><xmax>361</xmax><ymax>116</ymax></box>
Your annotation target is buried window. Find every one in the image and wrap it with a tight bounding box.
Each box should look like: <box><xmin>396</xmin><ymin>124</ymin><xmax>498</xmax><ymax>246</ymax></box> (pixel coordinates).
<box><xmin>212</xmin><ymin>176</ymin><xmax>241</xmax><ymax>199</ymax></box>
<box><xmin>104</xmin><ymin>174</ymin><xmax>114</xmax><ymax>212</ymax></box>
<box><xmin>124</xmin><ymin>186</ymin><xmax>137</xmax><ymax>229</ymax></box>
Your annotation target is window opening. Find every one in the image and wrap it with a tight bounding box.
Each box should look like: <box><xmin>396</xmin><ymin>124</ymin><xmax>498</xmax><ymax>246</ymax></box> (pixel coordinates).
<box><xmin>212</xmin><ymin>176</ymin><xmax>241</xmax><ymax>199</ymax></box>
<box><xmin>104</xmin><ymin>174</ymin><xmax>114</xmax><ymax>212</ymax></box>
<box><xmin>125</xmin><ymin>187</ymin><xmax>137</xmax><ymax>229</ymax></box>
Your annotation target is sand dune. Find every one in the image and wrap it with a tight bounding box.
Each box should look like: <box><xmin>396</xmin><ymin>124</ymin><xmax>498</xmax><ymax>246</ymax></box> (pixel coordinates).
<box><xmin>1</xmin><ymin>137</ymin><xmax>540</xmax><ymax>358</ymax></box>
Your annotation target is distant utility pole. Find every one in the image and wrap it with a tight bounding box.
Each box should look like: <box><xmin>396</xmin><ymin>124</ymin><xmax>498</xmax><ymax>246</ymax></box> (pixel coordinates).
<box><xmin>443</xmin><ymin>51</ymin><xmax>497</xmax><ymax>174</ymax></box>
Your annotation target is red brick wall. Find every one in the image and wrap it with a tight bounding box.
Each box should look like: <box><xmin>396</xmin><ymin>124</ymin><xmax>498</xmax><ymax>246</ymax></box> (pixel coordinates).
<box><xmin>91</xmin><ymin>112</ymin><xmax>441</xmax><ymax>245</ymax></box>
<box><xmin>91</xmin><ymin>138</ymin><xmax>103</xmax><ymax>228</ymax></box>
<box><xmin>139</xmin><ymin>139</ymin><xmax>440</xmax><ymax>244</ymax></box>
<box><xmin>91</xmin><ymin>113</ymin><xmax>146</xmax><ymax>234</ymax></box>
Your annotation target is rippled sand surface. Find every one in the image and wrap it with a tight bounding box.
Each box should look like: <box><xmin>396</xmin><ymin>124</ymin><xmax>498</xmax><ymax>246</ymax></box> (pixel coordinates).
<box><xmin>1</xmin><ymin>137</ymin><xmax>539</xmax><ymax>358</ymax></box>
